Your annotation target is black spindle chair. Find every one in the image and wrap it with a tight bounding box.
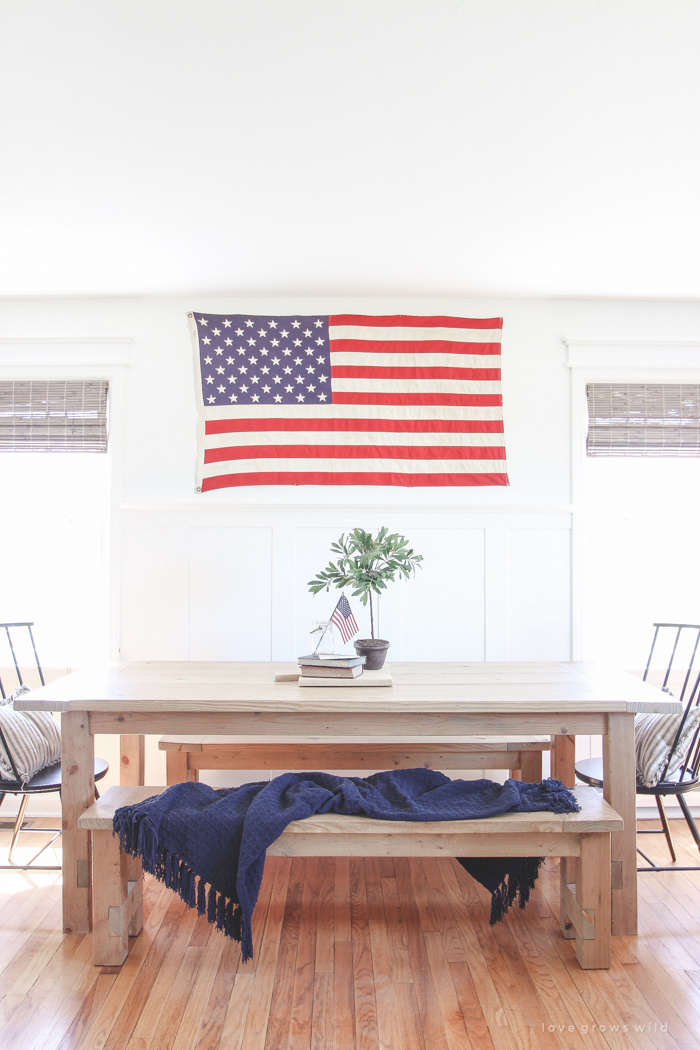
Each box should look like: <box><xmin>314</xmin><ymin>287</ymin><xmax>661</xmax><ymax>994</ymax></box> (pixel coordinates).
<box><xmin>576</xmin><ymin>623</ymin><xmax>700</xmax><ymax>872</ymax></box>
<box><xmin>0</xmin><ymin>623</ymin><xmax>108</xmax><ymax>871</ymax></box>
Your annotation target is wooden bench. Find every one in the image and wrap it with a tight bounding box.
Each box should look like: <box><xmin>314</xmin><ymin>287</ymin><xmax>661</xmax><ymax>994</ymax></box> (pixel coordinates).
<box><xmin>78</xmin><ymin>783</ymin><xmax>621</xmax><ymax>970</ymax></box>
<box><xmin>158</xmin><ymin>734</ymin><xmax>552</xmax><ymax>785</ymax></box>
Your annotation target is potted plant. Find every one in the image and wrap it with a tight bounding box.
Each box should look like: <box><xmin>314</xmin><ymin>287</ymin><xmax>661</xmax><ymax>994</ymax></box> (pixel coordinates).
<box><xmin>308</xmin><ymin>527</ymin><xmax>423</xmax><ymax>669</ymax></box>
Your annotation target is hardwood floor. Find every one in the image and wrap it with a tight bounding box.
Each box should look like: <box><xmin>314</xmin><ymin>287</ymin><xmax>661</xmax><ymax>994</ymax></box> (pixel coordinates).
<box><xmin>1</xmin><ymin>822</ymin><xmax>700</xmax><ymax>1049</ymax></box>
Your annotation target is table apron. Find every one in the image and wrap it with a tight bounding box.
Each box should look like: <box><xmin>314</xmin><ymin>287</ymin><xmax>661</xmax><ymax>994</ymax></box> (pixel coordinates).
<box><xmin>88</xmin><ymin>710</ymin><xmax>609</xmax><ymax>737</ymax></box>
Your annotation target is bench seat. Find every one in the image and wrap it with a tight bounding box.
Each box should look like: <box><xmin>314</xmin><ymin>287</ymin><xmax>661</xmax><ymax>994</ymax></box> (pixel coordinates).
<box><xmin>157</xmin><ymin>734</ymin><xmax>552</xmax><ymax>784</ymax></box>
<box><xmin>79</xmin><ymin>783</ymin><xmax>620</xmax><ymax>971</ymax></box>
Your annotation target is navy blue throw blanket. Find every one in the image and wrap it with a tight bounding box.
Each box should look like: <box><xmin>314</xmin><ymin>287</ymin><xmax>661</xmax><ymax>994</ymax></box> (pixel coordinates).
<box><xmin>113</xmin><ymin>769</ymin><xmax>579</xmax><ymax>961</ymax></box>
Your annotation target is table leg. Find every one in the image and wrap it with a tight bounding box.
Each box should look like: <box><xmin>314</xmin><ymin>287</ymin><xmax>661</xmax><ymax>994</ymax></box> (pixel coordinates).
<box><xmin>61</xmin><ymin>710</ymin><xmax>94</xmax><ymax>935</ymax></box>
<box><xmin>551</xmin><ymin>734</ymin><xmax>576</xmax><ymax>787</ymax></box>
<box><xmin>603</xmin><ymin>712</ymin><xmax>637</xmax><ymax>936</ymax></box>
<box><xmin>120</xmin><ymin>735</ymin><xmax>145</xmax><ymax>786</ymax></box>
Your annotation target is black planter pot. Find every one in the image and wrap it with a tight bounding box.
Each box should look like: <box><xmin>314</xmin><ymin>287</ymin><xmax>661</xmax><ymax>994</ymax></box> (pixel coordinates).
<box><xmin>354</xmin><ymin>638</ymin><xmax>390</xmax><ymax>670</ymax></box>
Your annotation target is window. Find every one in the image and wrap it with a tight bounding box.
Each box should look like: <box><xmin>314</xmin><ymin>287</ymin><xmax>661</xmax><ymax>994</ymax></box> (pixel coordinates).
<box><xmin>586</xmin><ymin>383</ymin><xmax>700</xmax><ymax>457</ymax></box>
<box><xmin>0</xmin><ymin>380</ymin><xmax>109</xmax><ymax>452</ymax></box>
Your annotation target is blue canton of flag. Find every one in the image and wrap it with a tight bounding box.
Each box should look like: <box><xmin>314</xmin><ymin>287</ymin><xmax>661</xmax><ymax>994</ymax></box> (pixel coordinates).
<box><xmin>196</xmin><ymin>314</ymin><xmax>331</xmax><ymax>407</ymax></box>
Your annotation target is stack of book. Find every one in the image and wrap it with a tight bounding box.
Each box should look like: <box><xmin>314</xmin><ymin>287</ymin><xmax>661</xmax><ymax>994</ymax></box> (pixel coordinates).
<box><xmin>296</xmin><ymin>654</ymin><xmax>365</xmax><ymax>684</ymax></box>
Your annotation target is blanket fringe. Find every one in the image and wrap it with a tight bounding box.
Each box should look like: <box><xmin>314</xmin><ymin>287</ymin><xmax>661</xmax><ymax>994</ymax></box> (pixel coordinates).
<box><xmin>112</xmin><ymin>814</ymin><xmax>245</xmax><ymax>953</ymax></box>
<box><xmin>489</xmin><ymin>858</ymin><xmax>543</xmax><ymax>924</ymax></box>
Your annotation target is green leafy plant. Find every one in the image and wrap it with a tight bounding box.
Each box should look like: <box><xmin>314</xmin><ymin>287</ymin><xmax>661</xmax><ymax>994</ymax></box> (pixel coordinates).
<box><xmin>308</xmin><ymin>527</ymin><xmax>423</xmax><ymax>639</ymax></box>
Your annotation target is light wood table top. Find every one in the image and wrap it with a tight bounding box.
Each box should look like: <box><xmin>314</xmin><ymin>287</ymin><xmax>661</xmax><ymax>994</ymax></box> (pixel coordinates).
<box><xmin>15</xmin><ymin>660</ymin><xmax>679</xmax><ymax>715</ymax></box>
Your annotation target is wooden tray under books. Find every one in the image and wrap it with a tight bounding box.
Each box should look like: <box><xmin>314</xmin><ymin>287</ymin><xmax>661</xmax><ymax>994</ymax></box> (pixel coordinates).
<box><xmin>274</xmin><ymin>669</ymin><xmax>393</xmax><ymax>687</ymax></box>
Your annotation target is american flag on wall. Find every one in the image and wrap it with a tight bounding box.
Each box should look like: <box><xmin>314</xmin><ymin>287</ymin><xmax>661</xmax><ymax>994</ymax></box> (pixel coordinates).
<box><xmin>189</xmin><ymin>313</ymin><xmax>509</xmax><ymax>490</ymax></box>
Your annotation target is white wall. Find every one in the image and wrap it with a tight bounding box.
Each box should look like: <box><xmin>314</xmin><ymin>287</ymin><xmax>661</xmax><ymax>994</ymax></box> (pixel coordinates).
<box><xmin>3</xmin><ymin>295</ymin><xmax>700</xmax><ymax>814</ymax></box>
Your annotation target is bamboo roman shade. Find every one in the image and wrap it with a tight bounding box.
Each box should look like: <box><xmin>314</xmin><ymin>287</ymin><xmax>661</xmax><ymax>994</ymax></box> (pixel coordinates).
<box><xmin>586</xmin><ymin>384</ymin><xmax>700</xmax><ymax>457</ymax></box>
<box><xmin>0</xmin><ymin>380</ymin><xmax>109</xmax><ymax>452</ymax></box>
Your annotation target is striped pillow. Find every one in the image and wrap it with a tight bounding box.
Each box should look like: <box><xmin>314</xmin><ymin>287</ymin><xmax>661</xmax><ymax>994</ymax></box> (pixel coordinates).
<box><xmin>0</xmin><ymin>688</ymin><xmax>61</xmax><ymax>784</ymax></box>
<box><xmin>635</xmin><ymin>707</ymin><xmax>700</xmax><ymax>788</ymax></box>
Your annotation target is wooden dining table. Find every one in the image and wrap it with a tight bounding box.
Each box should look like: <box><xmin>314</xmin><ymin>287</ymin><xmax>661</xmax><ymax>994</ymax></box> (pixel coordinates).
<box><xmin>15</xmin><ymin>660</ymin><xmax>679</xmax><ymax>939</ymax></box>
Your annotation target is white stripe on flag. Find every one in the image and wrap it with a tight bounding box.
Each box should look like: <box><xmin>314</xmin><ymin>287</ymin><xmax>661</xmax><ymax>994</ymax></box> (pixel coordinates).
<box><xmin>202</xmin><ymin>457</ymin><xmax>507</xmax><ymax>477</ymax></box>
<box><xmin>205</xmin><ymin>431</ymin><xmax>506</xmax><ymax>449</ymax></box>
<box><xmin>328</xmin><ymin>325</ymin><xmax>502</xmax><ymax>343</ymax></box>
<box><xmin>329</xmin><ymin>352</ymin><xmax>501</xmax><ymax>368</ymax></box>
<box><xmin>203</xmin><ymin>404</ymin><xmax>506</xmax><ymax>421</ymax></box>
<box><xmin>331</xmin><ymin>378</ymin><xmax>502</xmax><ymax>395</ymax></box>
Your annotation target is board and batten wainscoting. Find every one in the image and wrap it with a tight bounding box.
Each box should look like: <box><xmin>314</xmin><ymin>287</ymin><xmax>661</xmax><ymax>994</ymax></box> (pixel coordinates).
<box><xmin>117</xmin><ymin>503</ymin><xmax>573</xmax><ymax>791</ymax></box>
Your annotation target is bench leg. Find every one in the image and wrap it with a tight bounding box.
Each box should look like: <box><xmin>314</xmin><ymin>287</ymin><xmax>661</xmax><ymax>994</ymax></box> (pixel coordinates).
<box><xmin>126</xmin><ymin>854</ymin><xmax>143</xmax><ymax>936</ymax></box>
<box><xmin>560</xmin><ymin>834</ymin><xmax>611</xmax><ymax>969</ymax></box>
<box><xmin>559</xmin><ymin>860</ymin><xmax>576</xmax><ymax>940</ymax></box>
<box><xmin>518</xmin><ymin>750</ymin><xmax>543</xmax><ymax>783</ymax></box>
<box><xmin>167</xmin><ymin>751</ymin><xmax>188</xmax><ymax>785</ymax></box>
<box><xmin>92</xmin><ymin>831</ymin><xmax>144</xmax><ymax>966</ymax></box>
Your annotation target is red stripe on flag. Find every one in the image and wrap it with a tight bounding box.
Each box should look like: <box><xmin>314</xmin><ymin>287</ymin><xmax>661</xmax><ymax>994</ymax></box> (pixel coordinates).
<box><xmin>332</xmin><ymin>393</ymin><xmax>503</xmax><ymax>406</ymax></box>
<box><xmin>202</xmin><ymin>471</ymin><xmax>510</xmax><ymax>490</ymax></box>
<box><xmin>330</xmin><ymin>339</ymin><xmax>499</xmax><ymax>354</ymax></box>
<box><xmin>205</xmin><ymin>418</ymin><xmax>505</xmax><ymax>435</ymax></box>
<box><xmin>330</xmin><ymin>366</ymin><xmax>501</xmax><ymax>381</ymax></box>
<box><xmin>204</xmin><ymin>445</ymin><xmax>507</xmax><ymax>464</ymax></box>
<box><xmin>202</xmin><ymin>470</ymin><xmax>510</xmax><ymax>489</ymax></box>
<box><xmin>329</xmin><ymin>314</ymin><xmax>502</xmax><ymax>330</ymax></box>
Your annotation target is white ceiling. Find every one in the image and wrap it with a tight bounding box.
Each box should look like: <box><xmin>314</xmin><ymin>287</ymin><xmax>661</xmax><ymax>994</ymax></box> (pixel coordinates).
<box><xmin>1</xmin><ymin>0</ymin><xmax>699</xmax><ymax>299</ymax></box>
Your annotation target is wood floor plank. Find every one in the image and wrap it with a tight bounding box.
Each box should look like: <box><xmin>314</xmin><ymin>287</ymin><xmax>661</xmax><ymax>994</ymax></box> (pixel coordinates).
<box><xmin>219</xmin><ymin>973</ymin><xmax>256</xmax><ymax>1050</ymax></box>
<box><xmin>79</xmin><ymin>901</ymin><xmax>176</xmax><ymax>1050</ymax></box>
<box><xmin>314</xmin><ymin>857</ymin><xmax>335</xmax><ymax>976</ymax></box>
<box><xmin>349</xmin><ymin>858</ymin><xmax>380</xmax><ymax>1050</ymax></box>
<box><xmin>379</xmin><ymin>876</ymin><xmax>411</xmax><ymax>984</ymax></box>
<box><xmin>2</xmin><ymin>912</ymin><xmax>63</xmax><ymax>998</ymax></box>
<box><xmin>334</xmin><ymin>857</ymin><xmax>351</xmax><ymax>941</ymax></box>
<box><xmin>149</xmin><ymin>945</ymin><xmax>206</xmax><ymax>1050</ymax></box>
<box><xmin>193</xmin><ymin>936</ymin><xmax>243</xmax><ymax>1050</ymax></box>
<box><xmin>439</xmin><ymin>861</ymin><xmax>510</xmax><ymax>1034</ymax></box>
<box><xmin>29</xmin><ymin>937</ymin><xmax>106</xmax><ymax>1050</ymax></box>
<box><xmin>264</xmin><ymin>856</ymin><xmax>304</xmax><ymax>1050</ymax></box>
<box><xmin>0</xmin><ymin>935</ymin><xmax>93</xmax><ymax>1050</ymax></box>
<box><xmin>368</xmin><ymin>916</ymin><xmax>400</xmax><ymax>1050</ymax></box>
<box><xmin>289</xmin><ymin>856</ymin><xmax>320</xmax><ymax>1050</ymax></box>
<box><xmin>423</xmin><ymin>930</ymin><xmax>473</xmax><ymax>1050</ymax></box>
<box><xmin>333</xmin><ymin>940</ymin><xmax>355</xmax><ymax>1050</ymax></box>
<box><xmin>240</xmin><ymin>857</ymin><xmax>292</xmax><ymax>1050</ymax></box>
<box><xmin>52</xmin><ymin>970</ymin><xmax>117</xmax><ymax>1050</ymax></box>
<box><xmin>448</xmin><ymin>963</ymin><xmax>497</xmax><ymax>1050</ymax></box>
<box><xmin>102</xmin><ymin>888</ymin><xmax>193</xmax><ymax>1050</ymax></box>
<box><xmin>392</xmin><ymin>982</ymin><xmax>428</xmax><ymax>1050</ymax></box>
<box><xmin>394</xmin><ymin>858</ymin><xmax>449</xmax><ymax>1050</ymax></box>
<box><xmin>0</xmin><ymin>885</ymin><xmax>61</xmax><ymax>982</ymax></box>
<box><xmin>126</xmin><ymin>898</ymin><xmax>200</xmax><ymax>1050</ymax></box>
<box><xmin>171</xmin><ymin>928</ymin><xmax>226</xmax><ymax>1050</ymax></box>
<box><xmin>467</xmin><ymin>903</ymin><xmax>556</xmax><ymax>1050</ymax></box>
<box><xmin>310</xmin><ymin>971</ymin><xmax>334</xmax><ymax>1050</ymax></box>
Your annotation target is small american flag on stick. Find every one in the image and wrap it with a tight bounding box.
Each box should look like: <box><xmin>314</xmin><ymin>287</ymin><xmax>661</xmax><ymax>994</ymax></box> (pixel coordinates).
<box><xmin>330</xmin><ymin>595</ymin><xmax>359</xmax><ymax>644</ymax></box>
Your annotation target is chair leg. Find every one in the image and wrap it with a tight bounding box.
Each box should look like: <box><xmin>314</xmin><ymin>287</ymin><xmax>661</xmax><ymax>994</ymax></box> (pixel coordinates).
<box><xmin>8</xmin><ymin>795</ymin><xmax>30</xmax><ymax>863</ymax></box>
<box><xmin>655</xmin><ymin>795</ymin><xmax>676</xmax><ymax>862</ymax></box>
<box><xmin>677</xmin><ymin>794</ymin><xmax>700</xmax><ymax>852</ymax></box>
